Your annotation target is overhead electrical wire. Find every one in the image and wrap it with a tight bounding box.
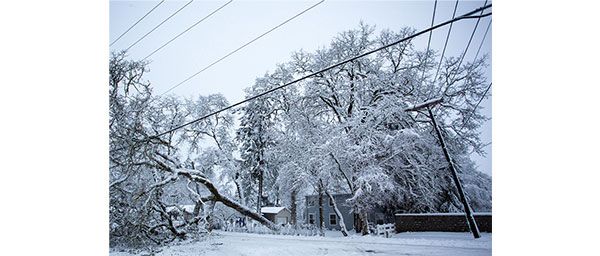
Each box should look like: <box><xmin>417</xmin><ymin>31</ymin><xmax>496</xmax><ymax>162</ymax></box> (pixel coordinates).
<box><xmin>142</xmin><ymin>0</ymin><xmax>234</xmax><ymax>61</ymax></box>
<box><xmin>433</xmin><ymin>0</ymin><xmax>459</xmax><ymax>81</ymax></box>
<box><xmin>420</xmin><ymin>0</ymin><xmax>438</xmax><ymax>82</ymax></box>
<box><xmin>125</xmin><ymin>0</ymin><xmax>195</xmax><ymax>52</ymax></box>
<box><xmin>110</xmin><ymin>0</ymin><xmax>166</xmax><ymax>46</ymax></box>
<box><xmin>473</xmin><ymin>18</ymin><xmax>492</xmax><ymax>63</ymax></box>
<box><xmin>455</xmin><ymin>0</ymin><xmax>488</xmax><ymax>71</ymax></box>
<box><xmin>158</xmin><ymin>0</ymin><xmax>326</xmax><ymax>96</ymax></box>
<box><xmin>461</xmin><ymin>82</ymin><xmax>492</xmax><ymax>130</ymax></box>
<box><xmin>440</xmin><ymin>0</ymin><xmax>489</xmax><ymax>97</ymax></box>
<box><xmin>144</xmin><ymin>4</ymin><xmax>492</xmax><ymax>139</ymax></box>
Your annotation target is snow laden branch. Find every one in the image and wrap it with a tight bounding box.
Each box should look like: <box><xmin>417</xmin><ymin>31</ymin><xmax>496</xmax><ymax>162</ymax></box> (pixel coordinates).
<box><xmin>404</xmin><ymin>97</ymin><xmax>443</xmax><ymax>112</ymax></box>
<box><xmin>325</xmin><ymin>191</ymin><xmax>349</xmax><ymax>236</ymax></box>
<box><xmin>152</xmin><ymin>154</ymin><xmax>280</xmax><ymax>231</ymax></box>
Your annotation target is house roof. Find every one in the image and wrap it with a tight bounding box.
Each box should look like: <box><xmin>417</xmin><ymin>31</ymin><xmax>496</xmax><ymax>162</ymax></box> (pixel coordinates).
<box><xmin>261</xmin><ymin>206</ymin><xmax>288</xmax><ymax>214</ymax></box>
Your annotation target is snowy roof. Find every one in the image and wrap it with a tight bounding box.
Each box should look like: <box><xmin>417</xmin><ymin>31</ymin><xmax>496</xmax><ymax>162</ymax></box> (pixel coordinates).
<box><xmin>261</xmin><ymin>207</ymin><xmax>288</xmax><ymax>214</ymax></box>
<box><xmin>166</xmin><ymin>204</ymin><xmax>195</xmax><ymax>213</ymax></box>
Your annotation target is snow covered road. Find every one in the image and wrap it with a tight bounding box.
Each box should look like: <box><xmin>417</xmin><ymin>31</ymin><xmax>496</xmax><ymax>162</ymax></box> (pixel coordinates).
<box><xmin>111</xmin><ymin>231</ymin><xmax>491</xmax><ymax>256</ymax></box>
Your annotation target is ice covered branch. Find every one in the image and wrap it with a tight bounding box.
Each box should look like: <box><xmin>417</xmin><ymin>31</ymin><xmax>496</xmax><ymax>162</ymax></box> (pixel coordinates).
<box><xmin>153</xmin><ymin>156</ymin><xmax>280</xmax><ymax>231</ymax></box>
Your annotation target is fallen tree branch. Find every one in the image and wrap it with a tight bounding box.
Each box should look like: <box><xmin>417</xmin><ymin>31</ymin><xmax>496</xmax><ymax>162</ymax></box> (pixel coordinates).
<box><xmin>152</xmin><ymin>155</ymin><xmax>280</xmax><ymax>231</ymax></box>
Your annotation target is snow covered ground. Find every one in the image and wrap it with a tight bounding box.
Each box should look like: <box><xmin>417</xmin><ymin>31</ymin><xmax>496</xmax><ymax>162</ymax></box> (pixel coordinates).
<box><xmin>110</xmin><ymin>230</ymin><xmax>491</xmax><ymax>256</ymax></box>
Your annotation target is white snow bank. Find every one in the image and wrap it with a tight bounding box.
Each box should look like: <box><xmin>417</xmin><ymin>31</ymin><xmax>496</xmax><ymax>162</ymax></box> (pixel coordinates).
<box><xmin>110</xmin><ymin>231</ymin><xmax>491</xmax><ymax>256</ymax></box>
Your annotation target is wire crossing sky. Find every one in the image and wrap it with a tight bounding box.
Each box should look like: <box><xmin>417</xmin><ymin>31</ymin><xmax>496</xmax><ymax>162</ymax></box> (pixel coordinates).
<box><xmin>125</xmin><ymin>0</ymin><xmax>195</xmax><ymax>52</ymax></box>
<box><xmin>152</xmin><ymin>5</ymin><xmax>491</xmax><ymax>138</ymax></box>
<box><xmin>143</xmin><ymin>0</ymin><xmax>234</xmax><ymax>61</ymax></box>
<box><xmin>420</xmin><ymin>0</ymin><xmax>438</xmax><ymax>82</ymax></box>
<box><xmin>109</xmin><ymin>0</ymin><xmax>493</xmax><ymax>175</ymax></box>
<box><xmin>159</xmin><ymin>0</ymin><xmax>325</xmax><ymax>96</ymax></box>
<box><xmin>434</xmin><ymin>0</ymin><xmax>459</xmax><ymax>81</ymax></box>
<box><xmin>110</xmin><ymin>0</ymin><xmax>165</xmax><ymax>46</ymax></box>
<box><xmin>456</xmin><ymin>0</ymin><xmax>488</xmax><ymax>72</ymax></box>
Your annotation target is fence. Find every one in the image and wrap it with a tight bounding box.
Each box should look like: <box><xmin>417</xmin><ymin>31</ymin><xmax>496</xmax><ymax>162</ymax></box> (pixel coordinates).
<box><xmin>394</xmin><ymin>212</ymin><xmax>492</xmax><ymax>233</ymax></box>
<box><xmin>375</xmin><ymin>223</ymin><xmax>395</xmax><ymax>237</ymax></box>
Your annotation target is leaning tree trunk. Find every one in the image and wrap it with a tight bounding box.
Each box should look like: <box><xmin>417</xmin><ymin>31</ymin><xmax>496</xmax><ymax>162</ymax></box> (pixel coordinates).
<box><xmin>326</xmin><ymin>191</ymin><xmax>348</xmax><ymax>236</ymax></box>
<box><xmin>185</xmin><ymin>171</ymin><xmax>279</xmax><ymax>231</ymax></box>
<box><xmin>153</xmin><ymin>157</ymin><xmax>280</xmax><ymax>231</ymax></box>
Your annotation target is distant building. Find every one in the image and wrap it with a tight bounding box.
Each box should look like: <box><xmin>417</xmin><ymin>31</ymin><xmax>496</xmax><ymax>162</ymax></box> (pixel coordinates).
<box><xmin>261</xmin><ymin>206</ymin><xmax>291</xmax><ymax>225</ymax></box>
<box><xmin>305</xmin><ymin>193</ymin><xmax>394</xmax><ymax>231</ymax></box>
<box><xmin>305</xmin><ymin>194</ymin><xmax>354</xmax><ymax>230</ymax></box>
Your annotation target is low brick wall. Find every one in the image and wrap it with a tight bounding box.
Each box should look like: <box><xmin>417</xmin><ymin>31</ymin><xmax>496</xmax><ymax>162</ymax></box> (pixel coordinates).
<box><xmin>395</xmin><ymin>213</ymin><xmax>492</xmax><ymax>233</ymax></box>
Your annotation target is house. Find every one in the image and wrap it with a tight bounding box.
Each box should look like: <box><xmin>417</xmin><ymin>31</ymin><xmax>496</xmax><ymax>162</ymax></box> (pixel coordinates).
<box><xmin>261</xmin><ymin>206</ymin><xmax>291</xmax><ymax>225</ymax></box>
<box><xmin>305</xmin><ymin>194</ymin><xmax>354</xmax><ymax>230</ymax></box>
<box><xmin>305</xmin><ymin>193</ymin><xmax>395</xmax><ymax>231</ymax></box>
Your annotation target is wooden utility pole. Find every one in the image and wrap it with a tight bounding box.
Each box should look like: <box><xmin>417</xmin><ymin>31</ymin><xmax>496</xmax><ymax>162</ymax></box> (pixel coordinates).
<box><xmin>405</xmin><ymin>98</ymin><xmax>481</xmax><ymax>239</ymax></box>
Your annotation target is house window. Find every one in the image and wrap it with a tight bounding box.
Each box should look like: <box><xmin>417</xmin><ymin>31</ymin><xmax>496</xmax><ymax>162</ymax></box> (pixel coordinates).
<box><xmin>308</xmin><ymin>198</ymin><xmax>315</xmax><ymax>207</ymax></box>
<box><xmin>308</xmin><ymin>213</ymin><xmax>315</xmax><ymax>225</ymax></box>
<box><xmin>329</xmin><ymin>213</ymin><xmax>337</xmax><ymax>226</ymax></box>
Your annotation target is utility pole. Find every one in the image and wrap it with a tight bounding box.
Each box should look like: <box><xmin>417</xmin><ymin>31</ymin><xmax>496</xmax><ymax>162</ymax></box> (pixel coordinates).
<box><xmin>405</xmin><ymin>98</ymin><xmax>481</xmax><ymax>239</ymax></box>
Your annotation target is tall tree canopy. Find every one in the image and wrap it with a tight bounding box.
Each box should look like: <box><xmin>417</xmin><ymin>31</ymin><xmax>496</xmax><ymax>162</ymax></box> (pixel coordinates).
<box><xmin>109</xmin><ymin>22</ymin><xmax>492</xmax><ymax>247</ymax></box>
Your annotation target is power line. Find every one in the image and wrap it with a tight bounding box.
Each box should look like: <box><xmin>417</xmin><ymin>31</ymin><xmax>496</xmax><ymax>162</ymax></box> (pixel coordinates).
<box><xmin>473</xmin><ymin>18</ymin><xmax>492</xmax><ymax>62</ymax></box>
<box><xmin>110</xmin><ymin>0</ymin><xmax>166</xmax><ymax>47</ymax></box>
<box><xmin>148</xmin><ymin>4</ymin><xmax>492</xmax><ymax>139</ymax></box>
<box><xmin>455</xmin><ymin>0</ymin><xmax>488</xmax><ymax>71</ymax></box>
<box><xmin>462</xmin><ymin>82</ymin><xmax>492</xmax><ymax>129</ymax></box>
<box><xmin>143</xmin><ymin>0</ymin><xmax>234</xmax><ymax>61</ymax></box>
<box><xmin>420</xmin><ymin>0</ymin><xmax>438</xmax><ymax>82</ymax></box>
<box><xmin>440</xmin><ymin>0</ymin><xmax>489</xmax><ymax>97</ymax></box>
<box><xmin>159</xmin><ymin>0</ymin><xmax>326</xmax><ymax>96</ymax></box>
<box><xmin>433</xmin><ymin>0</ymin><xmax>459</xmax><ymax>81</ymax></box>
<box><xmin>125</xmin><ymin>0</ymin><xmax>195</xmax><ymax>52</ymax></box>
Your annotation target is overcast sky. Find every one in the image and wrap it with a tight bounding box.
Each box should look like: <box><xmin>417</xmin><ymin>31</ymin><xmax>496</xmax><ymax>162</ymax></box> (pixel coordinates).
<box><xmin>109</xmin><ymin>0</ymin><xmax>492</xmax><ymax>175</ymax></box>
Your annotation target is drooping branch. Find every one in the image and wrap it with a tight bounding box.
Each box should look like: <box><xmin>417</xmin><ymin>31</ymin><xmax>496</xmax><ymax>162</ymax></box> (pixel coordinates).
<box><xmin>326</xmin><ymin>190</ymin><xmax>349</xmax><ymax>237</ymax></box>
<box><xmin>329</xmin><ymin>152</ymin><xmax>353</xmax><ymax>193</ymax></box>
<box><xmin>152</xmin><ymin>156</ymin><xmax>280</xmax><ymax>231</ymax></box>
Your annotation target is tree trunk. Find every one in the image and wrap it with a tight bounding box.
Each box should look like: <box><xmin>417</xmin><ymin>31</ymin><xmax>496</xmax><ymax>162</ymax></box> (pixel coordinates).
<box><xmin>257</xmin><ymin>166</ymin><xmax>263</xmax><ymax>214</ymax></box>
<box><xmin>354</xmin><ymin>212</ymin><xmax>361</xmax><ymax>233</ymax></box>
<box><xmin>326</xmin><ymin>191</ymin><xmax>348</xmax><ymax>236</ymax></box>
<box><xmin>153</xmin><ymin>158</ymin><xmax>280</xmax><ymax>231</ymax></box>
<box><xmin>290</xmin><ymin>189</ymin><xmax>297</xmax><ymax>225</ymax></box>
<box><xmin>234</xmin><ymin>172</ymin><xmax>244</xmax><ymax>202</ymax></box>
<box><xmin>360</xmin><ymin>211</ymin><xmax>369</xmax><ymax>236</ymax></box>
<box><xmin>205</xmin><ymin>200</ymin><xmax>217</xmax><ymax>232</ymax></box>
<box><xmin>318</xmin><ymin>185</ymin><xmax>324</xmax><ymax>236</ymax></box>
<box><xmin>186</xmin><ymin>171</ymin><xmax>279</xmax><ymax>231</ymax></box>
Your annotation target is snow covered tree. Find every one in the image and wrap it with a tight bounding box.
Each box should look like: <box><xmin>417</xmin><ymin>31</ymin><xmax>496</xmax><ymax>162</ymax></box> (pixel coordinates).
<box><xmin>110</xmin><ymin>19</ymin><xmax>492</xmax><ymax>247</ymax></box>
<box><xmin>244</xmin><ymin>22</ymin><xmax>492</xmax><ymax>235</ymax></box>
<box><xmin>109</xmin><ymin>52</ymin><xmax>281</xmax><ymax>248</ymax></box>
<box><xmin>236</xmin><ymin>65</ymin><xmax>296</xmax><ymax>212</ymax></box>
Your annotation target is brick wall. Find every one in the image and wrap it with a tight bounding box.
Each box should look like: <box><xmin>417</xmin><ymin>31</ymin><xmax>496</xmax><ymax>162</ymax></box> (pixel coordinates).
<box><xmin>394</xmin><ymin>213</ymin><xmax>492</xmax><ymax>233</ymax></box>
